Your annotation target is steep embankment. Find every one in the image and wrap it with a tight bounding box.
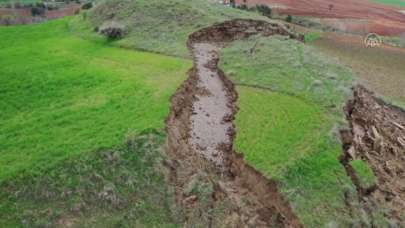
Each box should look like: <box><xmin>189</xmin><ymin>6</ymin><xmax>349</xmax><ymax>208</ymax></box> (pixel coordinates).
<box><xmin>341</xmin><ymin>86</ymin><xmax>405</xmax><ymax>225</ymax></box>
<box><xmin>165</xmin><ymin>19</ymin><xmax>303</xmax><ymax>227</ymax></box>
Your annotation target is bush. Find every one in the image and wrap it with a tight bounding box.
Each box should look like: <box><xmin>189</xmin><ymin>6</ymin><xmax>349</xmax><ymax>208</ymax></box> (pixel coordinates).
<box><xmin>0</xmin><ymin>15</ymin><xmax>16</xmax><ymax>26</ymax></box>
<box><xmin>237</xmin><ymin>4</ymin><xmax>248</xmax><ymax>10</ymax></box>
<box><xmin>81</xmin><ymin>2</ymin><xmax>93</xmax><ymax>10</ymax></box>
<box><xmin>229</xmin><ymin>0</ymin><xmax>235</xmax><ymax>8</ymax></box>
<box><xmin>31</xmin><ymin>6</ymin><xmax>45</xmax><ymax>16</ymax></box>
<box><xmin>46</xmin><ymin>3</ymin><xmax>59</xmax><ymax>10</ymax></box>
<box><xmin>286</xmin><ymin>15</ymin><xmax>293</xmax><ymax>23</ymax></box>
<box><xmin>256</xmin><ymin>4</ymin><xmax>272</xmax><ymax>17</ymax></box>
<box><xmin>99</xmin><ymin>21</ymin><xmax>127</xmax><ymax>40</ymax></box>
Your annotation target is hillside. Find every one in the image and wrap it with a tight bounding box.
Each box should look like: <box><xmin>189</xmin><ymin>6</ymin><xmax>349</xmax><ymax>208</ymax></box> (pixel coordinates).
<box><xmin>0</xmin><ymin>18</ymin><xmax>189</xmax><ymax>226</ymax></box>
<box><xmin>1</xmin><ymin>0</ymin><xmax>403</xmax><ymax>226</ymax></box>
<box><xmin>73</xmin><ymin>0</ymin><xmax>366</xmax><ymax>226</ymax></box>
<box><xmin>70</xmin><ymin>0</ymin><xmax>265</xmax><ymax>57</ymax></box>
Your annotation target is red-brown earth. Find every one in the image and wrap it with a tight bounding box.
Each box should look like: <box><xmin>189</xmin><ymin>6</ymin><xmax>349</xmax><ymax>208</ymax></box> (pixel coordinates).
<box><xmin>236</xmin><ymin>0</ymin><xmax>405</xmax><ymax>35</ymax></box>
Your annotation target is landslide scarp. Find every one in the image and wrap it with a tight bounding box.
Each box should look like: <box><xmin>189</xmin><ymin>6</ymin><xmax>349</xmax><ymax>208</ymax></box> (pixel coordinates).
<box><xmin>164</xmin><ymin>19</ymin><xmax>302</xmax><ymax>227</ymax></box>
<box><xmin>340</xmin><ymin>85</ymin><xmax>405</xmax><ymax>226</ymax></box>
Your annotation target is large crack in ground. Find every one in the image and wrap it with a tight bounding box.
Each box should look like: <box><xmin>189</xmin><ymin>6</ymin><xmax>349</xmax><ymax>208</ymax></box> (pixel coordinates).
<box><xmin>340</xmin><ymin>86</ymin><xmax>405</xmax><ymax>226</ymax></box>
<box><xmin>165</xmin><ymin>19</ymin><xmax>303</xmax><ymax>227</ymax></box>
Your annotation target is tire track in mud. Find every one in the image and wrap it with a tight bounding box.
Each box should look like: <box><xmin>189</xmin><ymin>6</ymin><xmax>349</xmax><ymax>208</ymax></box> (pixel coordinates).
<box><xmin>165</xmin><ymin>19</ymin><xmax>303</xmax><ymax>227</ymax></box>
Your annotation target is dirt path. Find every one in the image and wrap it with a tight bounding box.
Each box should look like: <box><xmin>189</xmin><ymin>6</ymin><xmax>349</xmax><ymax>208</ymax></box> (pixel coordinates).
<box><xmin>165</xmin><ymin>19</ymin><xmax>303</xmax><ymax>227</ymax></box>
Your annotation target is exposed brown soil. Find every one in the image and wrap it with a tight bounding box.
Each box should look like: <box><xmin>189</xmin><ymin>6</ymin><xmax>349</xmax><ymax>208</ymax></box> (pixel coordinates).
<box><xmin>0</xmin><ymin>3</ymin><xmax>80</xmax><ymax>25</ymax></box>
<box><xmin>235</xmin><ymin>0</ymin><xmax>405</xmax><ymax>36</ymax></box>
<box><xmin>165</xmin><ymin>19</ymin><xmax>302</xmax><ymax>227</ymax></box>
<box><xmin>340</xmin><ymin>86</ymin><xmax>405</xmax><ymax>225</ymax></box>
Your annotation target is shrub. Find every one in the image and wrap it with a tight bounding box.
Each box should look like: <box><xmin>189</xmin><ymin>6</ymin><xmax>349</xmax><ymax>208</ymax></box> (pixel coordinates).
<box><xmin>99</xmin><ymin>21</ymin><xmax>127</xmax><ymax>40</ymax></box>
<box><xmin>229</xmin><ymin>0</ymin><xmax>235</xmax><ymax>8</ymax></box>
<box><xmin>35</xmin><ymin>2</ymin><xmax>46</xmax><ymax>8</ymax></box>
<box><xmin>256</xmin><ymin>4</ymin><xmax>271</xmax><ymax>17</ymax></box>
<box><xmin>238</xmin><ymin>4</ymin><xmax>248</xmax><ymax>10</ymax></box>
<box><xmin>46</xmin><ymin>3</ymin><xmax>59</xmax><ymax>10</ymax></box>
<box><xmin>31</xmin><ymin>6</ymin><xmax>45</xmax><ymax>16</ymax></box>
<box><xmin>286</xmin><ymin>15</ymin><xmax>293</xmax><ymax>23</ymax></box>
<box><xmin>0</xmin><ymin>15</ymin><xmax>16</xmax><ymax>26</ymax></box>
<box><xmin>81</xmin><ymin>2</ymin><xmax>93</xmax><ymax>10</ymax></box>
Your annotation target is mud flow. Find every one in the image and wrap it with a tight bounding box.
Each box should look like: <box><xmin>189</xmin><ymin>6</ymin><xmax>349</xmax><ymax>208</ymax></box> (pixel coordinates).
<box><xmin>165</xmin><ymin>19</ymin><xmax>302</xmax><ymax>227</ymax></box>
<box><xmin>190</xmin><ymin>43</ymin><xmax>232</xmax><ymax>171</ymax></box>
<box><xmin>341</xmin><ymin>86</ymin><xmax>405</xmax><ymax>225</ymax></box>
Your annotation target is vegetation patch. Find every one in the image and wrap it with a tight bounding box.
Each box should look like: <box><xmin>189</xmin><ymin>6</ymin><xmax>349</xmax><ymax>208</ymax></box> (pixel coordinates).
<box><xmin>0</xmin><ymin>131</ymin><xmax>178</xmax><ymax>227</ymax></box>
<box><xmin>0</xmin><ymin>18</ymin><xmax>190</xmax><ymax>183</ymax></box>
<box><xmin>234</xmin><ymin>86</ymin><xmax>326</xmax><ymax>178</ymax></box>
<box><xmin>304</xmin><ymin>31</ymin><xmax>321</xmax><ymax>42</ymax></box>
<box><xmin>371</xmin><ymin>0</ymin><xmax>405</xmax><ymax>7</ymax></box>
<box><xmin>350</xmin><ymin>159</ymin><xmax>377</xmax><ymax>189</ymax></box>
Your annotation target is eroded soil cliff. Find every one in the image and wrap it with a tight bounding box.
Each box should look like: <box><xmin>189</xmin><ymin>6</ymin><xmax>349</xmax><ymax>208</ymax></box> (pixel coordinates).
<box><xmin>341</xmin><ymin>86</ymin><xmax>405</xmax><ymax>225</ymax></box>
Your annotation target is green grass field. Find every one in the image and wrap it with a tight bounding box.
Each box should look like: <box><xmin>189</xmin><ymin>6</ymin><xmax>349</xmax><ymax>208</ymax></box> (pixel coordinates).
<box><xmin>0</xmin><ymin>17</ymin><xmax>190</xmax><ymax>227</ymax></box>
<box><xmin>0</xmin><ymin>18</ymin><xmax>189</xmax><ymax>182</ymax></box>
<box><xmin>371</xmin><ymin>0</ymin><xmax>405</xmax><ymax>7</ymax></box>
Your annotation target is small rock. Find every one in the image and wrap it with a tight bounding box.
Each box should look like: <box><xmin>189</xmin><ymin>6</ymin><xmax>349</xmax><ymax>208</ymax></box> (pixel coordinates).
<box><xmin>312</xmin><ymin>80</ymin><xmax>323</xmax><ymax>87</ymax></box>
<box><xmin>183</xmin><ymin>195</ymin><xmax>198</xmax><ymax>204</ymax></box>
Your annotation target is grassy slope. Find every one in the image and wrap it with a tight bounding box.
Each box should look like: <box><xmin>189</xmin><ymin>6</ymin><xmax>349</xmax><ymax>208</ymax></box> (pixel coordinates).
<box><xmin>0</xmin><ymin>18</ymin><xmax>191</xmax><ymax>227</ymax></box>
<box><xmin>70</xmin><ymin>0</ymin><xmax>265</xmax><ymax>57</ymax></box>
<box><xmin>219</xmin><ymin>36</ymin><xmax>356</xmax><ymax>226</ymax></box>
<box><xmin>0</xmin><ymin>18</ymin><xmax>189</xmax><ymax>183</ymax></box>
<box><xmin>0</xmin><ymin>132</ymin><xmax>178</xmax><ymax>227</ymax></box>
<box><xmin>1</xmin><ymin>0</ymin><xmax>360</xmax><ymax>226</ymax></box>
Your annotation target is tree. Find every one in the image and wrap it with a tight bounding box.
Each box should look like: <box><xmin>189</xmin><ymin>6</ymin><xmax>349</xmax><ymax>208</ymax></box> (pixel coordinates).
<box><xmin>256</xmin><ymin>5</ymin><xmax>271</xmax><ymax>18</ymax></box>
<box><xmin>99</xmin><ymin>21</ymin><xmax>127</xmax><ymax>40</ymax></box>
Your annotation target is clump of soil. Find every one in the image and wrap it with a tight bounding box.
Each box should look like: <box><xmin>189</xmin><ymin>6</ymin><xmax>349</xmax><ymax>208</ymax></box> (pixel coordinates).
<box><xmin>165</xmin><ymin>19</ymin><xmax>302</xmax><ymax>227</ymax></box>
<box><xmin>340</xmin><ymin>85</ymin><xmax>405</xmax><ymax>225</ymax></box>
